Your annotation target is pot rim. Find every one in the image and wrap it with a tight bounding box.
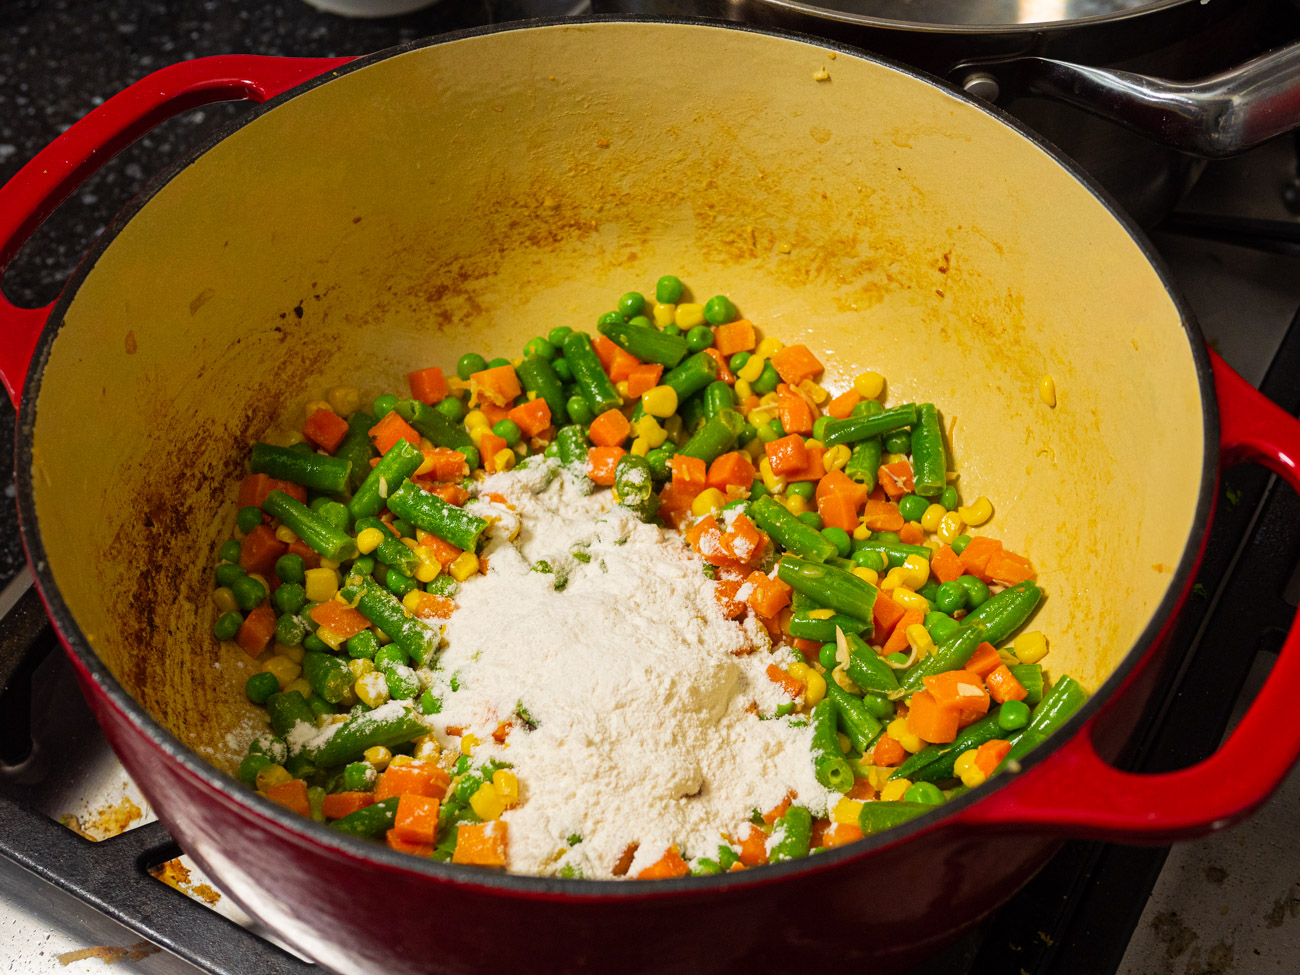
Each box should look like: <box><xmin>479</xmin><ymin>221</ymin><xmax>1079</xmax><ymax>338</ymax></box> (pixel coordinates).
<box><xmin>13</xmin><ymin>14</ymin><xmax>1217</xmax><ymax>898</ymax></box>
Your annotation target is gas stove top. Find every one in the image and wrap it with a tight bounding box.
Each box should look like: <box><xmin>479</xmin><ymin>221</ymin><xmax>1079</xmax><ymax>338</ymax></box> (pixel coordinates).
<box><xmin>2</xmin><ymin>4</ymin><xmax>1299</xmax><ymax>974</ymax></box>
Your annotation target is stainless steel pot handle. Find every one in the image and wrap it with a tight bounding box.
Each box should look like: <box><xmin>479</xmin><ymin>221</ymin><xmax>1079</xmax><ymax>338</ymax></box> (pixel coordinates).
<box><xmin>968</xmin><ymin>41</ymin><xmax>1300</xmax><ymax>158</ymax></box>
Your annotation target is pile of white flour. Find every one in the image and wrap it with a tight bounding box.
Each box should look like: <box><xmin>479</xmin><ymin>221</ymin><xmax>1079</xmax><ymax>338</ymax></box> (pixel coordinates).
<box><xmin>416</xmin><ymin>459</ymin><xmax>834</xmax><ymax>879</ymax></box>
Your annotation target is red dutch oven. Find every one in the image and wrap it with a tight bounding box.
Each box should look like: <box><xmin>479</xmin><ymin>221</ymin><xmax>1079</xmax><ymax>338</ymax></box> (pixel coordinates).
<box><xmin>3</xmin><ymin>19</ymin><xmax>1300</xmax><ymax>975</ymax></box>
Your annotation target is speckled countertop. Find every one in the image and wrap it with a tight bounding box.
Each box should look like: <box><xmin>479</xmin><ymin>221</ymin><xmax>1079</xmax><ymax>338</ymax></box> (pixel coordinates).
<box><xmin>0</xmin><ymin>0</ymin><xmax>585</xmax><ymax>590</ymax></box>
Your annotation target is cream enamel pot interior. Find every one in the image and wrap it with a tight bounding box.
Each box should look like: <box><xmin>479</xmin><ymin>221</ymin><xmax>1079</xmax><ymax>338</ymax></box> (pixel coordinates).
<box><xmin>4</xmin><ymin>20</ymin><xmax>1300</xmax><ymax>975</ymax></box>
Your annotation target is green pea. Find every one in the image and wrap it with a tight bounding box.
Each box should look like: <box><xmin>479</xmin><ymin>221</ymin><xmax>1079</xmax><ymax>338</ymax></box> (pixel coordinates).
<box><xmin>371</xmin><ymin>393</ymin><xmax>398</xmax><ymax>419</ymax></box>
<box><xmin>685</xmin><ymin>324</ymin><xmax>714</xmax><ymax>353</ymax></box>
<box><xmin>342</xmin><ymin>762</ymin><xmax>375</xmax><ymax>792</ymax></box>
<box><xmin>493</xmin><ymin>419</ymin><xmax>523</xmax><ymax>447</ymax></box>
<box><xmin>797</xmin><ymin>511</ymin><xmax>823</xmax><ymax>530</ymax></box>
<box><xmin>524</xmin><ymin>336</ymin><xmax>556</xmax><ymax>360</ymax></box>
<box><xmin>459</xmin><ymin>445</ymin><xmax>481</xmax><ymax>472</ymax></box>
<box><xmin>934</xmin><ymin>580</ymin><xmax>967</xmax><ymax>615</ymax></box>
<box><xmin>548</xmin><ymin>325</ymin><xmax>573</xmax><ymax>347</ymax></box>
<box><xmin>618</xmin><ymin>292</ymin><xmax>646</xmax><ymax>317</ymax></box>
<box><xmin>898</xmin><ymin>494</ymin><xmax>928</xmax><ymax>522</ymax></box>
<box><xmin>597</xmin><ymin>311</ymin><xmax>624</xmax><ymax>328</ymax></box>
<box><xmin>787</xmin><ymin>480</ymin><xmax>815</xmax><ymax>500</ymax></box>
<box><xmin>213</xmin><ymin>611</ymin><xmax>243</xmax><ymax>641</ymax></box>
<box><xmin>317</xmin><ymin>501</ymin><xmax>350</xmax><ymax>532</ymax></box>
<box><xmin>656</xmin><ymin>275</ymin><xmax>685</xmax><ymax>304</ymax></box>
<box><xmin>230</xmin><ymin>575</ymin><xmax>267</xmax><ymax>612</ymax></box>
<box><xmin>302</xmin><ymin>633</ymin><xmax>329</xmax><ymax>654</ymax></box>
<box><xmin>386</xmin><ymin>669</ymin><xmax>420</xmax><ymax>701</ymax></box>
<box><xmin>436</xmin><ymin>396</ymin><xmax>467</xmax><ymax>422</ymax></box>
<box><xmin>486</xmin><ymin>357</ymin><xmax>509</xmax><ymax>369</ymax></box>
<box><xmin>347</xmin><ymin>630</ymin><xmax>379</xmax><ymax>660</ymax></box>
<box><xmin>951</xmin><ymin>534</ymin><xmax>972</xmax><ymax>555</ymax></box>
<box><xmin>776</xmin><ymin>702</ymin><xmax>796</xmax><ymax>718</ymax></box>
<box><xmin>551</xmin><ymin>357</ymin><xmax>573</xmax><ymax>383</ymax></box>
<box><xmin>236</xmin><ymin>506</ymin><xmax>263</xmax><ymax>534</ymax></box>
<box><xmin>818</xmin><ymin>642</ymin><xmax>839</xmax><ymax>671</ymax></box>
<box><xmin>822</xmin><ymin>526</ymin><xmax>852</xmax><ymax>558</ymax></box>
<box><xmin>749</xmin><ymin>481</ymin><xmax>769</xmax><ymax>500</ymax></box>
<box><xmin>214</xmin><ymin>562</ymin><xmax>246</xmax><ymax>588</ymax></box>
<box><xmin>884</xmin><ymin>429</ymin><xmax>912</xmax><ymax>454</ymax></box>
<box><xmin>919</xmin><ymin>581</ymin><xmax>940</xmax><ymax>603</ymax></box>
<box><xmin>738</xmin><ymin>422</ymin><xmax>758</xmax><ymax>446</ymax></box>
<box><xmin>757</xmin><ymin>420</ymin><xmax>783</xmax><ymax>444</ymax></box>
<box><xmin>853</xmin><ymin>549</ymin><xmax>887</xmax><ymax>572</ymax></box>
<box><xmin>752</xmin><ymin>360</ymin><xmax>781</xmax><ymax>395</ymax></box>
<box><xmin>999</xmin><ymin>700</ymin><xmax>1032</xmax><ymax>731</ymax></box>
<box><xmin>275</xmin><ymin>612</ymin><xmax>306</xmax><ymax>647</ymax></box>
<box><xmin>874</xmin><ymin>531</ymin><xmax>900</xmax><ymax>545</ymax></box>
<box><xmin>349</xmin><ymin>556</ymin><xmax>375</xmax><ymax>579</ymax></box>
<box><xmin>245</xmin><ymin>672</ymin><xmax>280</xmax><ymax>705</ymax></box>
<box><xmin>385</xmin><ymin>569</ymin><xmax>417</xmax><ymax>598</ymax></box>
<box><xmin>427</xmin><ymin>575</ymin><xmax>459</xmax><ymax>598</ymax></box>
<box><xmin>274</xmin><ymin>553</ymin><xmax>305</xmax><ymax>585</ymax></box>
<box><xmin>238</xmin><ymin>753</ymin><xmax>273</xmax><ymax>788</ymax></box>
<box><xmin>456</xmin><ymin>353</ymin><xmax>487</xmax><ymax>380</ymax></box>
<box><xmin>729</xmin><ymin>351</ymin><xmax>751</xmax><ymax>373</ymax></box>
<box><xmin>272</xmin><ymin>581</ymin><xmax>307</xmax><ymax>615</ymax></box>
<box><xmin>628</xmin><ymin>315</ymin><xmax>654</xmax><ymax>331</ymax></box>
<box><xmin>940</xmin><ymin>486</ymin><xmax>960</xmax><ymax>511</ymax></box>
<box><xmin>218</xmin><ymin>539</ymin><xmax>242</xmax><ymax>563</ymax></box>
<box><xmin>956</xmin><ymin>574</ymin><xmax>990</xmax><ymax>608</ymax></box>
<box><xmin>374</xmin><ymin>644</ymin><xmax>408</xmax><ymax>672</ymax></box>
<box><xmin>544</xmin><ymin>442</ymin><xmax>560</xmax><ymax>459</ymax></box>
<box><xmin>924</xmin><ymin>611</ymin><xmax>959</xmax><ymax>644</ymax></box>
<box><xmin>419</xmin><ymin>689</ymin><xmax>443</xmax><ymax>715</ymax></box>
<box><xmin>567</xmin><ymin>395</ymin><xmax>595</xmax><ymax>426</ymax></box>
<box><xmin>663</xmin><ymin>324</ymin><xmax>682</xmax><ymax>337</ymax></box>
<box><xmin>703</xmin><ymin>295</ymin><xmax>737</xmax><ymax>325</ymax></box>
<box><xmin>904</xmin><ymin>782</ymin><xmax>945</xmax><ymax>806</ymax></box>
<box><xmin>811</xmin><ymin>416</ymin><xmax>832</xmax><ymax>443</ymax></box>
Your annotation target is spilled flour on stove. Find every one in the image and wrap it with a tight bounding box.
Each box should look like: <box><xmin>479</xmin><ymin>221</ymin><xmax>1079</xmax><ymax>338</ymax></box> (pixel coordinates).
<box><xmin>418</xmin><ymin>459</ymin><xmax>834</xmax><ymax>879</ymax></box>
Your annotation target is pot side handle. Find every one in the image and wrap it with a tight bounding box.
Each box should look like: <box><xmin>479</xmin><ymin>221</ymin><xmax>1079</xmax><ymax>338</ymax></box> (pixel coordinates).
<box><xmin>0</xmin><ymin>54</ymin><xmax>353</xmax><ymax>408</ymax></box>
<box><xmin>962</xmin><ymin>351</ymin><xmax>1300</xmax><ymax>842</ymax></box>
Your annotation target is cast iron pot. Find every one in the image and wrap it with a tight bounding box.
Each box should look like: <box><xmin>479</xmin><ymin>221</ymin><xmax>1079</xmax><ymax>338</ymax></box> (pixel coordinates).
<box><xmin>3</xmin><ymin>19</ymin><xmax>1300</xmax><ymax>975</ymax></box>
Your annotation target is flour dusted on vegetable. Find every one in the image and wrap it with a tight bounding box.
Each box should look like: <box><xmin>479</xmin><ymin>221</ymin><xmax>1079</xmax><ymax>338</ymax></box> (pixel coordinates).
<box><xmin>419</xmin><ymin>459</ymin><xmax>833</xmax><ymax>878</ymax></box>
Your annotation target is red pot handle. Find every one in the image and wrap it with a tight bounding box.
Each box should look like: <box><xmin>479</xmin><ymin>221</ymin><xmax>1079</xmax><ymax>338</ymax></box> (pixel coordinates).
<box><xmin>0</xmin><ymin>54</ymin><xmax>353</xmax><ymax>407</ymax></box>
<box><xmin>963</xmin><ymin>350</ymin><xmax>1300</xmax><ymax>840</ymax></box>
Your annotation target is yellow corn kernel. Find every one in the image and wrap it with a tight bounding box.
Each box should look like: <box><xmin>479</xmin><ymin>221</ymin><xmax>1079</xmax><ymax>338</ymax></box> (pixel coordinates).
<box><xmin>465</xmin><ymin>410</ymin><xmax>491</xmax><ymax>431</ymax></box>
<box><xmin>641</xmin><ymin>385</ymin><xmax>679</xmax><ymax>418</ymax></box>
<box><xmin>469</xmin><ymin>781</ymin><xmax>505</xmax><ymax>821</ymax></box>
<box><xmin>733</xmin><ymin>378</ymin><xmax>753</xmax><ymax>402</ymax></box>
<box><xmin>747</xmin><ymin>405</ymin><xmax>778</xmax><ymax>428</ymax></box>
<box><xmin>261</xmin><ymin>655</ymin><xmax>302</xmax><ymax>689</ymax></box>
<box><xmin>804</xmin><ymin>439</ymin><xmax>824</xmax><ymax>451</ymax></box>
<box><xmin>633</xmin><ymin>415</ymin><xmax>668</xmax><ymax>448</ymax></box>
<box><xmin>304</xmin><ymin>567</ymin><xmax>339</xmax><ymax>603</ymax></box>
<box><xmin>953</xmin><ymin>749</ymin><xmax>979</xmax><ymax>780</ymax></box>
<box><xmin>449</xmin><ymin>551</ymin><xmax>480</xmax><ymax>582</ymax></box>
<box><xmin>255</xmin><ymin>764</ymin><xmax>292</xmax><ymax>792</ymax></box>
<box><xmin>852</xmin><ymin>523</ymin><xmax>872</xmax><ymax>541</ymax></box>
<box><xmin>920</xmin><ymin>503</ymin><xmax>946</xmax><ymax>533</ymax></box>
<box><xmin>652</xmin><ymin>301</ymin><xmax>676</xmax><ymax>328</ymax></box>
<box><xmin>758</xmin><ymin>392</ymin><xmax>781</xmax><ymax>408</ymax></box>
<box><xmin>891</xmin><ymin>587</ymin><xmax>928</xmax><ymax>614</ymax></box>
<box><xmin>755</xmin><ymin>336</ymin><xmax>784</xmax><ymax>359</ymax></box>
<box><xmin>276</xmin><ymin>429</ymin><xmax>305</xmax><ymax>448</ymax></box>
<box><xmin>278</xmin><ymin>642</ymin><xmax>306</xmax><ymax>664</ymax></box>
<box><xmin>388</xmin><ymin>753</ymin><xmax>415</xmax><ymax>768</ymax></box>
<box><xmin>852</xmin><ymin>567</ymin><xmax>879</xmax><ymax>587</ymax></box>
<box><xmin>402</xmin><ymin>591</ymin><xmax>423</xmax><ymax>614</ymax></box>
<box><xmin>836</xmin><ymin>732</ymin><xmax>851</xmax><ymax>754</ymax></box>
<box><xmin>468</xmin><ymin>425</ymin><xmax>488</xmax><ymax>447</ymax></box>
<box><xmin>355</xmin><ymin>673</ymin><xmax>390</xmax><ymax>709</ymax></box>
<box><xmin>363</xmin><ymin>745</ymin><xmax>392</xmax><ymax>771</ymax></box>
<box><xmin>901</xmin><ymin>554</ymin><xmax>930</xmax><ymax>589</ymax></box>
<box><xmin>759</xmin><ymin>457</ymin><xmax>786</xmax><ymax>494</ymax></box>
<box><xmin>212</xmin><ymin>587</ymin><xmax>238</xmax><ymax>614</ymax></box>
<box><xmin>493</xmin><ymin>448</ymin><xmax>516</xmax><ymax>472</ymax></box>
<box><xmin>880</xmin><ymin>779</ymin><xmax>912</xmax><ymax>803</ymax></box>
<box><xmin>787</xmin><ymin>661</ymin><xmax>811</xmax><ymax>683</ymax></box>
<box><xmin>808</xmin><ymin>608</ymin><xmax>836</xmax><ymax>621</ymax></box>
<box><xmin>905</xmin><ymin>623</ymin><xmax>936</xmax><ymax>657</ymax></box>
<box><xmin>274</xmin><ymin>524</ymin><xmax>298</xmax><ymax>545</ymax></box>
<box><xmin>691</xmin><ymin>487</ymin><xmax>726</xmax><ymax>517</ymax></box>
<box><xmin>347</xmin><ymin>657</ymin><xmax>375</xmax><ymax>680</ymax></box>
<box><xmin>615</xmin><ymin>381</ymin><xmax>632</xmax><ymax>399</ymax></box>
<box><xmin>675</xmin><ymin>303</ymin><xmax>706</xmax><ymax>329</ymax></box>
<box><xmin>327</xmin><ymin>386</ymin><xmax>361</xmax><ymax>415</ymax></box>
<box><xmin>493</xmin><ymin>769</ymin><xmax>520</xmax><ymax>807</ymax></box>
<box><xmin>414</xmin><ymin>736</ymin><xmax>442</xmax><ymax>762</ymax></box>
<box><xmin>737</xmin><ymin>355</ymin><xmax>766</xmax><ymax>384</ymax></box>
<box><xmin>865</xmin><ymin>766</ymin><xmax>893</xmax><ymax>792</ymax></box>
<box><xmin>887</xmin><ymin>718</ymin><xmax>924</xmax><ymax>754</ymax></box>
<box><xmin>822</xmin><ymin>444</ymin><xmax>851</xmax><ymax>473</ymax></box>
<box><xmin>803</xmin><ymin>668</ymin><xmax>827</xmax><ymax>708</ymax></box>
<box><xmin>1014</xmin><ymin>631</ymin><xmax>1049</xmax><ymax>665</ymax></box>
<box><xmin>400</xmin><ymin>536</ymin><xmax>420</xmax><ymax>551</ymax></box>
<box><xmin>853</xmin><ymin>371</ymin><xmax>885</xmax><ymax>400</ymax></box>
<box><xmin>831</xmin><ymin>797</ymin><xmax>863</xmax><ymax>825</ymax></box>
<box><xmin>1039</xmin><ymin>374</ymin><xmax>1057</xmax><ymax>408</ymax></box>
<box><xmin>460</xmin><ymin>732</ymin><xmax>481</xmax><ymax>756</ymax></box>
<box><xmin>629</xmin><ymin>436</ymin><xmax>650</xmax><ymax>458</ymax></box>
<box><xmin>414</xmin><ymin>560</ymin><xmax>440</xmax><ymax>584</ymax></box>
<box><xmin>782</xmin><ymin>494</ymin><xmax>809</xmax><ymax>516</ymax></box>
<box><xmin>937</xmin><ymin>511</ymin><xmax>965</xmax><ymax>545</ymax></box>
<box><xmin>663</xmin><ymin>412</ymin><xmax>685</xmax><ymax>444</ymax></box>
<box><xmin>283</xmin><ymin>677</ymin><xmax>313</xmax><ymax>699</ymax></box>
<box><xmin>355</xmin><ymin>527</ymin><xmax>385</xmax><ymax>555</ymax></box>
<box><xmin>798</xmin><ymin>380</ymin><xmax>829</xmax><ymax>405</ymax></box>
<box><xmin>304</xmin><ymin>399</ymin><xmax>333</xmax><ymax>420</ymax></box>
<box><xmin>959</xmin><ymin>762</ymin><xmax>988</xmax><ymax>789</ymax></box>
<box><xmin>957</xmin><ymin>496</ymin><xmax>994</xmax><ymax>527</ymax></box>
<box><xmin>879</xmin><ymin>566</ymin><xmax>907</xmax><ymax>592</ymax></box>
<box><xmin>319</xmin><ymin>558</ymin><xmax>340</xmax><ymax>571</ymax></box>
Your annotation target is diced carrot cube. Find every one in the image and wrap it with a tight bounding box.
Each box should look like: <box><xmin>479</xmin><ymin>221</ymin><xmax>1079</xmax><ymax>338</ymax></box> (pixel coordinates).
<box><xmin>239</xmin><ymin>524</ymin><xmax>287</xmax><ymax>580</ymax></box>
<box><xmin>907</xmin><ymin>689</ymin><xmax>959</xmax><ymax>744</ymax></box>
<box><xmin>986</xmin><ymin>664</ymin><xmax>1029</xmax><ymax>704</ymax></box>
<box><xmin>784</xmin><ymin>447</ymin><xmax>826</xmax><ymax>483</ymax></box>
<box><xmin>625</xmin><ymin>363</ymin><xmax>663</xmax><ymax>398</ymax></box>
<box><xmin>406</xmin><ymin>590</ymin><xmax>457</xmax><ymax>621</ymax></box>
<box><xmin>408</xmin><ymin>366</ymin><xmax>449</xmax><ymax>405</ymax></box>
<box><xmin>882</xmin><ymin>608</ymin><xmax>925</xmax><ymax>657</ymax></box>
<box><xmin>321</xmin><ymin>791</ymin><xmax>374</xmax><ymax>820</ymax></box>
<box><xmin>588</xmin><ymin>408</ymin><xmax>632</xmax><ymax>447</ymax></box>
<box><xmin>479</xmin><ymin>431</ymin><xmax>508</xmax><ymax>473</ymax></box>
<box><xmin>264</xmin><ymin>779</ymin><xmax>310</xmax><ymax>817</ymax></box>
<box><xmin>771</xmin><ymin>344</ymin><xmax>824</xmax><ymax>385</ymax></box>
<box><xmin>369</xmin><ymin>411</ymin><xmax>421</xmax><ymax>456</ymax></box>
<box><xmin>986</xmin><ymin>550</ymin><xmax>1037</xmax><ymax>586</ymax></box>
<box><xmin>375</xmin><ymin>762</ymin><xmax>451</xmax><ymax>802</ymax></box>
<box><xmin>814</xmin><ymin>470</ymin><xmax>867</xmax><ymax>510</ymax></box>
<box><xmin>825</xmin><ymin>389</ymin><xmax>862</xmax><ymax>419</ymax></box>
<box><xmin>468</xmin><ymin>365</ymin><xmax>522</xmax><ymax>407</ymax></box>
<box><xmin>452</xmin><ymin>821</ymin><xmax>508</xmax><ymax>867</ymax></box>
<box><xmin>636</xmin><ymin>845</ymin><xmax>690</xmax><ymax>880</ymax></box>
<box><xmin>738</xmin><ymin>824</ymin><xmax>769</xmax><ymax>866</ymax></box>
<box><xmin>763</xmin><ymin>792</ymin><xmax>795</xmax><ymax>825</ymax></box>
<box><xmin>302</xmin><ymin>408</ymin><xmax>350</xmax><ymax>454</ymax></box>
<box><xmin>713</xmin><ymin>577</ymin><xmax>746</xmax><ymax>619</ymax></box>
<box><xmin>420</xmin><ymin>533</ymin><xmax>462</xmax><ymax>568</ymax></box>
<box><xmin>393</xmin><ymin>794</ymin><xmax>441</xmax><ymax>845</ymax></box>
<box><xmin>507</xmin><ymin>398</ymin><xmax>552</xmax><ymax>438</ymax></box>
<box><xmin>309</xmin><ymin>601</ymin><xmax>371</xmax><ymax>640</ymax></box>
<box><xmin>385</xmin><ymin>830</ymin><xmax>435</xmax><ymax>857</ymax></box>
<box><xmin>777</xmin><ymin>386</ymin><xmax>815</xmax><ymax>436</ymax></box>
<box><xmin>607</xmin><ymin>347</ymin><xmax>641</xmax><ymax>384</ymax></box>
<box><xmin>878</xmin><ymin>460</ymin><xmax>915</xmax><ymax>500</ymax></box>
<box><xmin>898</xmin><ymin>522</ymin><xmax>924</xmax><ymax>546</ymax></box>
<box><xmin>707</xmin><ymin>451</ymin><xmax>756</xmax><ymax>494</ymax></box>
<box><xmin>591</xmin><ymin>334</ymin><xmax>620</xmax><ymax>372</ymax></box>
<box><xmin>586</xmin><ymin>446</ymin><xmax>625</xmax><ymax>486</ymax></box>
<box><xmin>703</xmin><ymin>348</ymin><xmax>735</xmax><ymax>383</ymax></box>
<box><xmin>669</xmin><ymin>454</ymin><xmax>707</xmax><ymax>491</ymax></box>
<box><xmin>872</xmin><ymin>591</ymin><xmax>906</xmax><ymax>644</ymax></box>
<box><xmin>765</xmin><ymin>434</ymin><xmax>808</xmax><ymax>475</ymax></box>
<box><xmin>822</xmin><ymin>823</ymin><xmax>865</xmax><ymax>849</ymax></box>
<box><xmin>975</xmin><ymin>739</ymin><xmax>1013</xmax><ymax>775</ymax></box>
<box><xmin>923</xmin><ymin>670</ymin><xmax>990</xmax><ymax>714</ymax></box>
<box><xmin>965</xmin><ymin>642</ymin><xmax>1002</xmax><ymax>679</ymax></box>
<box><xmin>765</xmin><ymin>662</ymin><xmax>803</xmax><ymax>699</ymax></box>
<box><xmin>862</xmin><ymin>499</ymin><xmax>904</xmax><ymax>532</ymax></box>
<box><xmin>958</xmin><ymin>536</ymin><xmax>1003</xmax><ymax>581</ymax></box>
<box><xmin>235</xmin><ymin>604</ymin><xmax>276</xmax><ymax>657</ymax></box>
<box><xmin>873</xmin><ymin>735</ymin><xmax>905</xmax><ymax>767</ymax></box>
<box><xmin>930</xmin><ymin>545</ymin><xmax>964</xmax><ymax>584</ymax></box>
<box><xmin>747</xmin><ymin>571</ymin><xmax>793</xmax><ymax>618</ymax></box>
<box><xmin>817</xmin><ymin>493</ymin><xmax>858</xmax><ymax>533</ymax></box>
<box><xmin>721</xmin><ymin>514</ymin><xmax>767</xmax><ymax>568</ymax></box>
<box><xmin>712</xmin><ymin>319</ymin><xmax>756</xmax><ymax>356</ymax></box>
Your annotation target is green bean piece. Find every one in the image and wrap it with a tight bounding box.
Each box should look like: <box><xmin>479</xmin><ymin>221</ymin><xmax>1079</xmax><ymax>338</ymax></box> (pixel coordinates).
<box><xmin>844</xmin><ymin>442</ymin><xmax>882</xmax><ymax>490</ymax></box>
<box><xmin>894</xmin><ymin>708</ymin><xmax>1007</xmax><ymax>783</ymax></box>
<box><xmin>661</xmin><ymin>351</ymin><xmax>720</xmax><ymax>402</ymax></box>
<box><xmin>777</xmin><ymin>556</ymin><xmax>879</xmax><ymax>623</ymax></box>
<box><xmin>394</xmin><ymin>399</ymin><xmax>474</xmax><ymax>454</ymax></box>
<box><xmin>854</xmin><ymin>540</ymin><xmax>931</xmax><ymax>569</ymax></box>
<box><xmin>249</xmin><ymin>442</ymin><xmax>352</xmax><ymax>496</ymax></box>
<box><xmin>844</xmin><ymin>637</ymin><xmax>900</xmax><ymax>694</ymax></box>
<box><xmin>304</xmin><ymin>704</ymin><xmax>428</xmax><ymax>768</ymax></box>
<box><xmin>751</xmin><ymin>496</ymin><xmax>838</xmax><ymax>563</ymax></box>
<box><xmin>597</xmin><ymin>318</ymin><xmax>689</xmax><ymax>367</ymax></box>
<box><xmin>703</xmin><ymin>381</ymin><xmax>735</xmax><ymax>420</ymax></box>
<box><xmin>352</xmin><ymin>516</ymin><xmax>419</xmax><ymax>575</ymax></box>
<box><xmin>826</xmin><ymin>681</ymin><xmax>884</xmax><ymax>754</ymax></box>
<box><xmin>556</xmin><ymin>425</ymin><xmax>590</xmax><ymax>467</ymax></box>
<box><xmin>351</xmin><ymin>578</ymin><xmax>439</xmax><ymax>666</ymax></box>
<box><xmin>386</xmin><ymin>480</ymin><xmax>488</xmax><ymax>553</ymax></box>
<box><xmin>266</xmin><ymin>691</ymin><xmax>316</xmax><ymax>737</ymax></box>
<box><xmin>904</xmin><ymin>782</ymin><xmax>945</xmax><ymax>806</ymax></box>
<box><xmin>999</xmin><ymin>675</ymin><xmax>1087</xmax><ymax>770</ymax></box>
<box><xmin>910</xmin><ymin>403</ymin><xmax>946</xmax><ymax>497</ymax></box>
<box><xmin>561</xmin><ymin>332</ymin><xmax>622</xmax><ymax>415</ymax></box>
<box><xmin>787</xmin><ymin>612</ymin><xmax>871</xmax><ymax>644</ymax></box>
<box><xmin>302</xmin><ymin>651</ymin><xmax>353</xmax><ymax>705</ymax></box>
<box><xmin>515</xmin><ymin>355</ymin><xmax>570</xmax><ymax>426</ymax></box>
<box><xmin>330</xmin><ymin>797</ymin><xmax>400</xmax><ymax>838</ymax></box>
<box><xmin>347</xmin><ymin>630</ymin><xmax>379</xmax><ymax>660</ymax></box>
<box><xmin>614</xmin><ymin>454</ymin><xmax>659</xmax><ymax>522</ymax></box>
<box><xmin>858</xmin><ymin>801</ymin><xmax>934</xmax><ymax>836</ymax></box>
<box><xmin>810</xmin><ymin>699</ymin><xmax>855</xmax><ymax>792</ymax></box>
<box><xmin>262</xmin><ymin>491</ymin><xmax>358</xmax><ymax>563</ymax></box>
<box><xmin>678</xmin><ymin>408</ymin><xmax>745</xmax><ymax>463</ymax></box>
<box><xmin>348</xmin><ymin>439</ymin><xmax>425</xmax><ymax>522</ymax></box>
<box><xmin>822</xmin><ymin>403</ymin><xmax>919</xmax><ymax>447</ymax></box>
<box><xmin>900</xmin><ymin>621</ymin><xmax>990</xmax><ymax>692</ymax></box>
<box><xmin>1008</xmin><ymin>664</ymin><xmax>1044</xmax><ymax>706</ymax></box>
<box><xmin>957</xmin><ymin>581</ymin><xmax>1042</xmax><ymax>645</ymax></box>
<box><xmin>768</xmin><ymin>805</ymin><xmax>813</xmax><ymax>862</ymax></box>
